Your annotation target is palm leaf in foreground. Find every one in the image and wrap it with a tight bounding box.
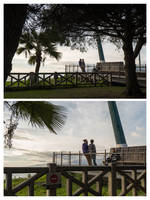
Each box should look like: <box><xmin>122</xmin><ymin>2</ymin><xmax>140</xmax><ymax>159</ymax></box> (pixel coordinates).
<box><xmin>4</xmin><ymin>101</ymin><xmax>67</xmax><ymax>148</ymax></box>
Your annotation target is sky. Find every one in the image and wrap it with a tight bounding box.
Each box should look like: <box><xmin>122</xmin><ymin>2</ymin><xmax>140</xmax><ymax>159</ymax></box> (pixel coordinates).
<box><xmin>11</xmin><ymin>40</ymin><xmax>146</xmax><ymax>73</ymax></box>
<box><xmin>4</xmin><ymin>101</ymin><xmax>146</xmax><ymax>167</ymax></box>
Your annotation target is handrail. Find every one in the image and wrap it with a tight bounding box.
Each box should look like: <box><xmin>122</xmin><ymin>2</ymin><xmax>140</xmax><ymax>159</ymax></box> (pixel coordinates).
<box><xmin>4</xmin><ymin>163</ymin><xmax>146</xmax><ymax>196</ymax></box>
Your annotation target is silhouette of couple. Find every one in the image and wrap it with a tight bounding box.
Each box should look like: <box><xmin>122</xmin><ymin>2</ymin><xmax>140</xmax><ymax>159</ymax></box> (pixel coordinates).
<box><xmin>79</xmin><ymin>59</ymin><xmax>86</xmax><ymax>72</ymax></box>
<box><xmin>82</xmin><ymin>139</ymin><xmax>97</xmax><ymax>166</ymax></box>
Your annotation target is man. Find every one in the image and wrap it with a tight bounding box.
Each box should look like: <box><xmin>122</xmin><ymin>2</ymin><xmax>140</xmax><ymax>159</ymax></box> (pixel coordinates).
<box><xmin>89</xmin><ymin>139</ymin><xmax>97</xmax><ymax>165</ymax></box>
<box><xmin>82</xmin><ymin>139</ymin><xmax>92</xmax><ymax>165</ymax></box>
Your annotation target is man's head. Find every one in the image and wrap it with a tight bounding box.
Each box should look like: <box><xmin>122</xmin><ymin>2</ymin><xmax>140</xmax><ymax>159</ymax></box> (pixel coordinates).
<box><xmin>83</xmin><ymin>139</ymin><xmax>88</xmax><ymax>143</ymax></box>
<box><xmin>90</xmin><ymin>139</ymin><xmax>94</xmax><ymax>144</ymax></box>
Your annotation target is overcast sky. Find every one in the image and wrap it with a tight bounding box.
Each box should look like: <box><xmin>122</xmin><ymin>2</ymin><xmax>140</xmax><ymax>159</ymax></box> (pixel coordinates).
<box><xmin>4</xmin><ymin>101</ymin><xmax>146</xmax><ymax>167</ymax></box>
<box><xmin>11</xmin><ymin>40</ymin><xmax>146</xmax><ymax>73</ymax></box>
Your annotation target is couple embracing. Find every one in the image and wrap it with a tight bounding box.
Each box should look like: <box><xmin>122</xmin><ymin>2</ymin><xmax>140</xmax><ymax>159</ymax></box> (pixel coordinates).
<box><xmin>82</xmin><ymin>139</ymin><xmax>97</xmax><ymax>166</ymax></box>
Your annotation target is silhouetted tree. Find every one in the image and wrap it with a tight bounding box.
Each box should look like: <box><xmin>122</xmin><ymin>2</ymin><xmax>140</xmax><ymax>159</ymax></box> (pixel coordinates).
<box><xmin>4</xmin><ymin>4</ymin><xmax>28</xmax><ymax>84</ymax></box>
<box><xmin>17</xmin><ymin>30</ymin><xmax>61</xmax><ymax>75</ymax></box>
<box><xmin>41</xmin><ymin>4</ymin><xmax>146</xmax><ymax>97</ymax></box>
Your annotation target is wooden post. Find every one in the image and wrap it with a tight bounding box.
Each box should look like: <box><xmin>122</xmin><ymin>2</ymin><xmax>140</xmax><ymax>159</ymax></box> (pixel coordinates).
<box><xmin>132</xmin><ymin>169</ymin><xmax>137</xmax><ymax>196</ymax></box>
<box><xmin>6</xmin><ymin>172</ymin><xmax>12</xmax><ymax>195</ymax></box>
<box><xmin>28</xmin><ymin>182</ymin><xmax>34</xmax><ymax>196</ymax></box>
<box><xmin>18</xmin><ymin>74</ymin><xmax>20</xmax><ymax>87</ymax></box>
<box><xmin>53</xmin><ymin>152</ymin><xmax>55</xmax><ymax>163</ymax></box>
<box><xmin>108</xmin><ymin>163</ymin><xmax>117</xmax><ymax>196</ymax></box>
<box><xmin>104</xmin><ymin>149</ymin><xmax>107</xmax><ymax>164</ymax></box>
<box><xmin>96</xmin><ymin>177</ymin><xmax>103</xmax><ymax>196</ymax></box>
<box><xmin>61</xmin><ymin>152</ymin><xmax>63</xmax><ymax>166</ymax></box>
<box><xmin>79</xmin><ymin>151</ymin><xmax>81</xmax><ymax>166</ymax></box>
<box><xmin>66</xmin><ymin>178</ymin><xmax>72</xmax><ymax>196</ymax></box>
<box><xmin>75</xmin><ymin>72</ymin><xmax>78</xmax><ymax>86</ymax></box>
<box><xmin>11</xmin><ymin>76</ymin><xmax>13</xmax><ymax>86</ymax></box>
<box><xmin>121</xmin><ymin>175</ymin><xmax>127</xmax><ymax>195</ymax></box>
<box><xmin>54</xmin><ymin>72</ymin><xmax>57</xmax><ymax>87</ymax></box>
<box><xmin>43</xmin><ymin>74</ymin><xmax>45</xmax><ymax>86</ymax></box>
<box><xmin>46</xmin><ymin>163</ymin><xmax>57</xmax><ymax>196</ymax></box>
<box><xmin>82</xmin><ymin>171</ymin><xmax>88</xmax><ymax>196</ymax></box>
<box><xmin>94</xmin><ymin>72</ymin><xmax>96</xmax><ymax>87</ymax></box>
<box><xmin>69</xmin><ymin>151</ymin><xmax>71</xmax><ymax>166</ymax></box>
<box><xmin>141</xmin><ymin>176</ymin><xmax>146</xmax><ymax>193</ymax></box>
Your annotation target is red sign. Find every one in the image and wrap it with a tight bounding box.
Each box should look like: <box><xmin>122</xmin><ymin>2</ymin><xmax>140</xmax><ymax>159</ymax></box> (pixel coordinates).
<box><xmin>50</xmin><ymin>174</ymin><xmax>58</xmax><ymax>184</ymax></box>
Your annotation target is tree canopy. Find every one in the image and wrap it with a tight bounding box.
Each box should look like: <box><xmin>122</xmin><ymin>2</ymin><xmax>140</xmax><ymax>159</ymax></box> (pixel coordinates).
<box><xmin>41</xmin><ymin>4</ymin><xmax>146</xmax><ymax>96</ymax></box>
<box><xmin>41</xmin><ymin>4</ymin><xmax>146</xmax><ymax>55</ymax></box>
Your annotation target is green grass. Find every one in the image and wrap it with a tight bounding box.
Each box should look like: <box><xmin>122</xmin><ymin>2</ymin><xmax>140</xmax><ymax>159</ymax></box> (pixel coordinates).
<box><xmin>4</xmin><ymin>174</ymin><xmax>145</xmax><ymax>196</ymax></box>
<box><xmin>4</xmin><ymin>86</ymin><xmax>134</xmax><ymax>98</ymax></box>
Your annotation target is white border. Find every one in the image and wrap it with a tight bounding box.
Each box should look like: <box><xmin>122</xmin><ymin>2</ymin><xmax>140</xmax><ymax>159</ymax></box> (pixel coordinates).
<box><xmin>1</xmin><ymin>1</ymin><xmax>149</xmax><ymax>200</ymax></box>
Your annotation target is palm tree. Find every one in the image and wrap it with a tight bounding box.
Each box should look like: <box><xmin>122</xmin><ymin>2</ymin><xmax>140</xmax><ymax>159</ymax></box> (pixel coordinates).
<box><xmin>17</xmin><ymin>30</ymin><xmax>62</xmax><ymax>74</ymax></box>
<box><xmin>4</xmin><ymin>101</ymin><xmax>67</xmax><ymax>148</ymax></box>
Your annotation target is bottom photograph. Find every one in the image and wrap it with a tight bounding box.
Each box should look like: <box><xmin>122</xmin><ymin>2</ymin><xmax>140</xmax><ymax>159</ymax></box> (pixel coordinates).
<box><xmin>4</xmin><ymin>101</ymin><xmax>146</xmax><ymax>196</ymax></box>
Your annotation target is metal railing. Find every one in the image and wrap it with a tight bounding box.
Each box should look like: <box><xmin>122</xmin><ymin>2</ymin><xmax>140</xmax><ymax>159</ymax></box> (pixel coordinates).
<box><xmin>52</xmin><ymin>151</ymin><xmax>146</xmax><ymax>166</ymax></box>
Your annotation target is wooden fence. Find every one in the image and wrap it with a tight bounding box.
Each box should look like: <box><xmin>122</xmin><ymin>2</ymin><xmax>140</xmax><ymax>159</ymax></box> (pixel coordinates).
<box><xmin>4</xmin><ymin>163</ymin><xmax>146</xmax><ymax>196</ymax></box>
<box><xmin>5</xmin><ymin>72</ymin><xmax>112</xmax><ymax>89</ymax></box>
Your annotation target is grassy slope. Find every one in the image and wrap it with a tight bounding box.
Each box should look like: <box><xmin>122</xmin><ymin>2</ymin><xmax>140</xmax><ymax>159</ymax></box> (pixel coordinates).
<box><xmin>6</xmin><ymin>174</ymin><xmax>145</xmax><ymax>196</ymax></box>
<box><xmin>4</xmin><ymin>86</ymin><xmax>133</xmax><ymax>98</ymax></box>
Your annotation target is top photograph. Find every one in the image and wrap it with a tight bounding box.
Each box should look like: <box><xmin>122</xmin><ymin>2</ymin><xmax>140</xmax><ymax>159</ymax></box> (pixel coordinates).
<box><xmin>4</xmin><ymin>4</ymin><xmax>146</xmax><ymax>99</ymax></box>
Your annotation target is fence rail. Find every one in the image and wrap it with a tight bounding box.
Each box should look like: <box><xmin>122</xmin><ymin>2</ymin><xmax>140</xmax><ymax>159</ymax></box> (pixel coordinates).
<box><xmin>5</xmin><ymin>72</ymin><xmax>112</xmax><ymax>89</ymax></box>
<box><xmin>4</xmin><ymin>163</ymin><xmax>146</xmax><ymax>196</ymax></box>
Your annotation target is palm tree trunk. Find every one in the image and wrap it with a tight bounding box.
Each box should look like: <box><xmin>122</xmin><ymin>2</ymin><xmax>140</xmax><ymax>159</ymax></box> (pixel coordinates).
<box><xmin>4</xmin><ymin>4</ymin><xmax>28</xmax><ymax>86</ymax></box>
<box><xmin>34</xmin><ymin>51</ymin><xmax>42</xmax><ymax>83</ymax></box>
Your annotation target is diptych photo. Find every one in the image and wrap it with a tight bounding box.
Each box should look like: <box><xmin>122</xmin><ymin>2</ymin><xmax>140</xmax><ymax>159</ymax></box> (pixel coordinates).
<box><xmin>3</xmin><ymin>2</ymin><xmax>147</xmax><ymax>198</ymax></box>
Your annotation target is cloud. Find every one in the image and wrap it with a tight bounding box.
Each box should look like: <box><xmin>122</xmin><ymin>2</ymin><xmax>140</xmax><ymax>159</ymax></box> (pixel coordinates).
<box><xmin>4</xmin><ymin>101</ymin><xmax>146</xmax><ymax>167</ymax></box>
<box><xmin>131</xmin><ymin>132</ymin><xmax>141</xmax><ymax>138</ymax></box>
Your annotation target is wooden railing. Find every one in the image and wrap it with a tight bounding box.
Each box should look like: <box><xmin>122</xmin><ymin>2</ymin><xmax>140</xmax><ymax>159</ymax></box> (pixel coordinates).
<box><xmin>4</xmin><ymin>163</ymin><xmax>146</xmax><ymax>196</ymax></box>
<box><xmin>5</xmin><ymin>72</ymin><xmax>112</xmax><ymax>89</ymax></box>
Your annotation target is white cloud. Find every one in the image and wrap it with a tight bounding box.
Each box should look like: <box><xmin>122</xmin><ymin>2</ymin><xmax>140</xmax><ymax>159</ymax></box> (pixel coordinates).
<box><xmin>131</xmin><ymin>132</ymin><xmax>141</xmax><ymax>138</ymax></box>
<box><xmin>4</xmin><ymin>101</ymin><xmax>146</xmax><ymax>167</ymax></box>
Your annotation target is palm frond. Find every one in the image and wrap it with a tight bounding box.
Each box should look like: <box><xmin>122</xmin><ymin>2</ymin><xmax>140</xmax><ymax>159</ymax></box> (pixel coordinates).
<box><xmin>10</xmin><ymin>101</ymin><xmax>67</xmax><ymax>134</ymax></box>
<box><xmin>17</xmin><ymin>47</ymin><xmax>27</xmax><ymax>55</ymax></box>
<box><xmin>44</xmin><ymin>44</ymin><xmax>62</xmax><ymax>61</ymax></box>
<box><xmin>28</xmin><ymin>55</ymin><xmax>36</xmax><ymax>65</ymax></box>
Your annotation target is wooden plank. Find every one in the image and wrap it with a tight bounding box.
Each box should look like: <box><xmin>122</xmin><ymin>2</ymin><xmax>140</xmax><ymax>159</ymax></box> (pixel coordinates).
<box><xmin>96</xmin><ymin>177</ymin><xmax>103</xmax><ymax>196</ymax></box>
<box><xmin>66</xmin><ymin>178</ymin><xmax>72</xmax><ymax>196</ymax></box>
<box><xmin>5</xmin><ymin>172</ymin><xmax>12</xmax><ymax>196</ymax></box>
<box><xmin>56</xmin><ymin>165</ymin><xmax>111</xmax><ymax>172</ymax></box>
<box><xmin>4</xmin><ymin>167</ymin><xmax>48</xmax><ymax>173</ymax></box>
<box><xmin>12</xmin><ymin>172</ymin><xmax>46</xmax><ymax>194</ymax></box>
<box><xmin>82</xmin><ymin>171</ymin><xmax>88</xmax><ymax>196</ymax></box>
<box><xmin>28</xmin><ymin>182</ymin><xmax>34</xmax><ymax>196</ymax></box>
<box><xmin>132</xmin><ymin>170</ymin><xmax>137</xmax><ymax>196</ymax></box>
<box><xmin>108</xmin><ymin>163</ymin><xmax>117</xmax><ymax>196</ymax></box>
<box><xmin>73</xmin><ymin>170</ymin><xmax>109</xmax><ymax>196</ymax></box>
<box><xmin>121</xmin><ymin>175</ymin><xmax>127</xmax><ymax>195</ymax></box>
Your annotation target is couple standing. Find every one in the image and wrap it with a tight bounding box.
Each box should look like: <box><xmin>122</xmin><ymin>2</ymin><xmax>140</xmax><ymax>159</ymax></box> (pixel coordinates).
<box><xmin>82</xmin><ymin>139</ymin><xmax>97</xmax><ymax>166</ymax></box>
<box><xmin>79</xmin><ymin>59</ymin><xmax>86</xmax><ymax>72</ymax></box>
